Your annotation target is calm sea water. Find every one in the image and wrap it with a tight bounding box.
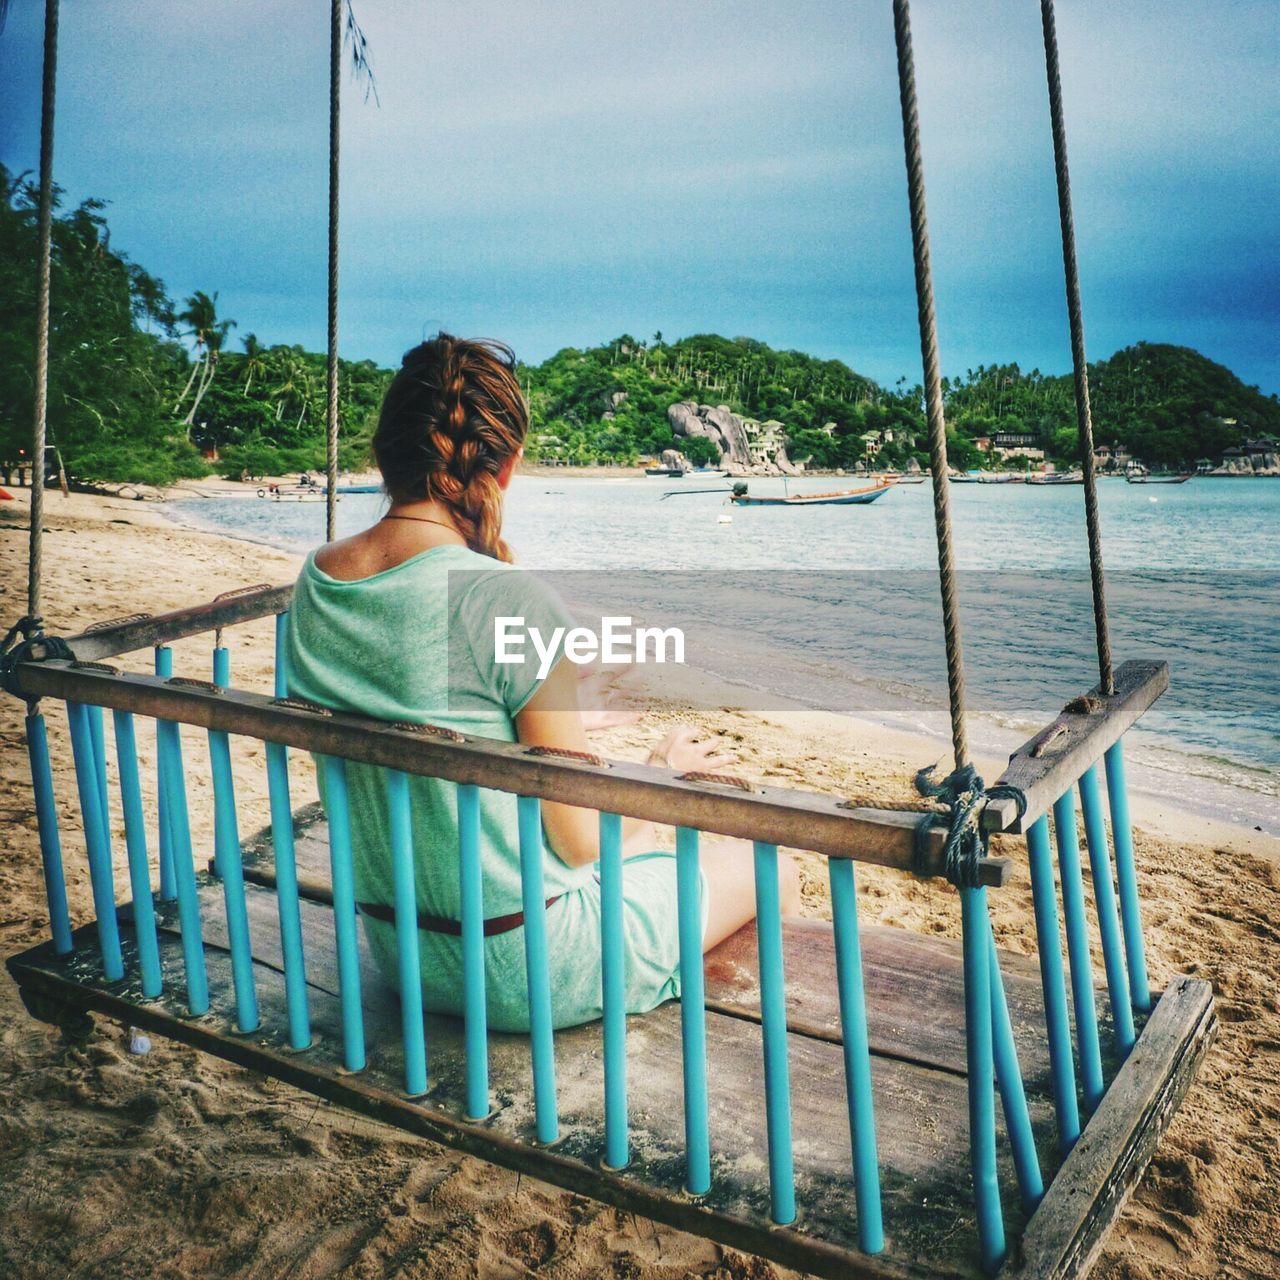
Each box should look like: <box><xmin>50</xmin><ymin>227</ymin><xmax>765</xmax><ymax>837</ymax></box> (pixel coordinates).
<box><xmin>172</xmin><ymin>476</ymin><xmax>1279</xmax><ymax>833</ymax></box>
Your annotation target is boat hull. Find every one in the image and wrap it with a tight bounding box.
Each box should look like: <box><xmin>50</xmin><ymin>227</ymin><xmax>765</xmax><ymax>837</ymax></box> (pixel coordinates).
<box><xmin>730</xmin><ymin>485</ymin><xmax>891</xmax><ymax>506</ymax></box>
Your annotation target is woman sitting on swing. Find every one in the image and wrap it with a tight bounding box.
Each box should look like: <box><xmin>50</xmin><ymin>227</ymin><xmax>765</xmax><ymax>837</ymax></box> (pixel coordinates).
<box><xmin>284</xmin><ymin>332</ymin><xmax>801</xmax><ymax>1030</ymax></box>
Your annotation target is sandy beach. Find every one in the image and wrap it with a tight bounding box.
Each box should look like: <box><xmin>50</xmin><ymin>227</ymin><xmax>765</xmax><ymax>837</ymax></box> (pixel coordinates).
<box><xmin>1</xmin><ymin>486</ymin><xmax>1278</xmax><ymax>1279</ymax></box>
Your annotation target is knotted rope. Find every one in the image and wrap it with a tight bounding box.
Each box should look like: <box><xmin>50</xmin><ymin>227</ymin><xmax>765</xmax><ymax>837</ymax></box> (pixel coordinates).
<box><xmin>27</xmin><ymin>0</ymin><xmax>60</xmax><ymax>641</ymax></box>
<box><xmin>913</xmin><ymin>764</ymin><xmax>986</xmax><ymax>888</ymax></box>
<box><xmin>912</xmin><ymin>763</ymin><xmax>1028</xmax><ymax>888</ymax></box>
<box><xmin>1041</xmin><ymin>0</ymin><xmax>1114</xmax><ymax>695</ymax></box>
<box><xmin>0</xmin><ymin>617</ymin><xmax>74</xmax><ymax>700</ymax></box>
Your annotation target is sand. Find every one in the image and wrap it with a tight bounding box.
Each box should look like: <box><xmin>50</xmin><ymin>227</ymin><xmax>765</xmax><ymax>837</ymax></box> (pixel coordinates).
<box><xmin>1</xmin><ymin>487</ymin><xmax>1277</xmax><ymax>1279</ymax></box>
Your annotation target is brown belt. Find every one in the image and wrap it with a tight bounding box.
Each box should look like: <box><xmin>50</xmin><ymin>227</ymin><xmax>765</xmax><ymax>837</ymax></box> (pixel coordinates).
<box><xmin>356</xmin><ymin>896</ymin><xmax>561</xmax><ymax>938</ymax></box>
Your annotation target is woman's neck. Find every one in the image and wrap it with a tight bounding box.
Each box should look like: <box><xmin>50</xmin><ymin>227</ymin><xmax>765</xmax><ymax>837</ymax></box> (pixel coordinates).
<box><xmin>313</xmin><ymin>499</ymin><xmax>467</xmax><ymax>581</ymax></box>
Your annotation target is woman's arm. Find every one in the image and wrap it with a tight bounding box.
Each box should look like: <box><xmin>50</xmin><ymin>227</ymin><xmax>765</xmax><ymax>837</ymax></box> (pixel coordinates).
<box><xmin>514</xmin><ymin>659</ymin><xmax>654</xmax><ymax>867</ymax></box>
<box><xmin>514</xmin><ymin>661</ymin><xmax>740</xmax><ymax>869</ymax></box>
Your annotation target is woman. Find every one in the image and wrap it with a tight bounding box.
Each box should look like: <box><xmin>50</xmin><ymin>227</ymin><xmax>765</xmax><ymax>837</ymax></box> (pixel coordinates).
<box><xmin>285</xmin><ymin>333</ymin><xmax>800</xmax><ymax>1031</ymax></box>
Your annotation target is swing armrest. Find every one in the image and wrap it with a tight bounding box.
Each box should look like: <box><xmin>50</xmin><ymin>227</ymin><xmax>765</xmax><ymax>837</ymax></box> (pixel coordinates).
<box><xmin>982</xmin><ymin>659</ymin><xmax>1169</xmax><ymax>834</ymax></box>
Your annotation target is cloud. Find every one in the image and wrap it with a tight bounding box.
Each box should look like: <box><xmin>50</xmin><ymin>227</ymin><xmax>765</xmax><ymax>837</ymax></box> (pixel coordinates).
<box><xmin>1</xmin><ymin>0</ymin><xmax>1275</xmax><ymax>389</ymax></box>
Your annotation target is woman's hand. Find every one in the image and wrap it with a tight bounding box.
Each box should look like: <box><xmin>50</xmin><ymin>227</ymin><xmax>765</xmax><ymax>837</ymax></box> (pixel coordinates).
<box><xmin>647</xmin><ymin>726</ymin><xmax>739</xmax><ymax>774</ymax></box>
<box><xmin>576</xmin><ymin>662</ymin><xmax>642</xmax><ymax>733</ymax></box>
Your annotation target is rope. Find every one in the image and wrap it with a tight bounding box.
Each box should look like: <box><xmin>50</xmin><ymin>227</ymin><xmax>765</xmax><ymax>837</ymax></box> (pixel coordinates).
<box><xmin>167</xmin><ymin>675</ymin><xmax>224</xmax><ymax>693</ymax></box>
<box><xmin>1041</xmin><ymin>0</ymin><xmax>1114</xmax><ymax>695</ymax></box>
<box><xmin>525</xmin><ymin>745</ymin><xmax>609</xmax><ymax>767</ymax></box>
<box><xmin>27</xmin><ymin>0</ymin><xmax>60</xmax><ymax>637</ymax></box>
<box><xmin>0</xmin><ymin>618</ymin><xmax>73</xmax><ymax>699</ymax></box>
<box><xmin>908</xmin><ymin>763</ymin><xmax>1028</xmax><ymax>885</ymax></box>
<box><xmin>892</xmin><ymin>0</ymin><xmax>970</xmax><ymax>769</ymax></box>
<box><xmin>325</xmin><ymin>0</ymin><xmax>341</xmax><ymax>543</ymax></box>
<box><xmin>676</xmin><ymin>771</ymin><xmax>755</xmax><ymax>792</ymax></box>
<box><xmin>271</xmin><ymin>696</ymin><xmax>334</xmax><ymax>716</ymax></box>
<box><xmin>390</xmin><ymin>720</ymin><xmax>466</xmax><ymax>743</ymax></box>
<box><xmin>913</xmin><ymin>763</ymin><xmax>986</xmax><ymax>888</ymax></box>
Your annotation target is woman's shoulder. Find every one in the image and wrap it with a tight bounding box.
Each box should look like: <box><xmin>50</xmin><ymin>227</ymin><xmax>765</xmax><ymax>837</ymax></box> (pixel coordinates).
<box><xmin>450</xmin><ymin>554</ymin><xmax>570</xmax><ymax>624</ymax></box>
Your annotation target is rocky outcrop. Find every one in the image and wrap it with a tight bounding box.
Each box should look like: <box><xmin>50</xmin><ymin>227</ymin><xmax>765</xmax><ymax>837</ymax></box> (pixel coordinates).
<box><xmin>775</xmin><ymin>443</ymin><xmax>804</xmax><ymax>475</ymax></box>
<box><xmin>668</xmin><ymin>401</ymin><xmax>752</xmax><ymax>469</ymax></box>
<box><xmin>667</xmin><ymin>401</ymin><xmax>801</xmax><ymax>474</ymax></box>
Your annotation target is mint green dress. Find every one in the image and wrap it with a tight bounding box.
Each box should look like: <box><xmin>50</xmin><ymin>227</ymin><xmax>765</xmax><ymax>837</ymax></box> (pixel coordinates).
<box><xmin>283</xmin><ymin>545</ymin><xmax>686</xmax><ymax>1031</ymax></box>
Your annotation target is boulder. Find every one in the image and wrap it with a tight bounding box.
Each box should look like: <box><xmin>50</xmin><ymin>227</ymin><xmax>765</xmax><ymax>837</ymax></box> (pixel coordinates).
<box><xmin>667</xmin><ymin>400</ymin><xmax>753</xmax><ymax>469</ymax></box>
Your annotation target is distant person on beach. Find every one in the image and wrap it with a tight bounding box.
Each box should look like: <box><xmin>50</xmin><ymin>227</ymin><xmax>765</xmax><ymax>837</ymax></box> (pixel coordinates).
<box><xmin>283</xmin><ymin>332</ymin><xmax>800</xmax><ymax>1030</ymax></box>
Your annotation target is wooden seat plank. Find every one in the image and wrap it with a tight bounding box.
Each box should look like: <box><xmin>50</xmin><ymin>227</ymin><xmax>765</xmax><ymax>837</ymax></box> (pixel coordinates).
<box><xmin>10</xmin><ymin>909</ymin><xmax>1045</xmax><ymax>1280</ymax></box>
<box><xmin>9</xmin><ymin>860</ymin><xmax>1212</xmax><ymax>1280</ymax></box>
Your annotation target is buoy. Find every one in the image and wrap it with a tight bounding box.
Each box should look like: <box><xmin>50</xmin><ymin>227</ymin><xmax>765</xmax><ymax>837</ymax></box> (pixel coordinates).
<box><xmin>1149</xmin><ymin>496</ymin><xmax>1158</xmax><ymax>504</ymax></box>
<box><xmin>717</xmin><ymin>513</ymin><xmax>732</xmax><ymax>524</ymax></box>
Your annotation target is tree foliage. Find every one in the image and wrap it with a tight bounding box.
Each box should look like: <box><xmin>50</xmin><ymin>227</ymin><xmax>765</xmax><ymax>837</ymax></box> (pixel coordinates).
<box><xmin>0</xmin><ymin>166</ymin><xmax>387</xmax><ymax>484</ymax></box>
<box><xmin>3</xmin><ymin>167</ymin><xmax>1273</xmax><ymax>481</ymax></box>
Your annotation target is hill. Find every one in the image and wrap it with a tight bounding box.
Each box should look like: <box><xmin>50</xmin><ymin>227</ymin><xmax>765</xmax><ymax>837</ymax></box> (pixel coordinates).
<box><xmin>2</xmin><ymin>167</ymin><xmax>1275</xmax><ymax>482</ymax></box>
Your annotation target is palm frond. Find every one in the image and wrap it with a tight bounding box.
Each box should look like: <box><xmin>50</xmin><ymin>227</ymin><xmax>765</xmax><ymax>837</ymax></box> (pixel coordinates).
<box><xmin>343</xmin><ymin>0</ymin><xmax>379</xmax><ymax>106</ymax></box>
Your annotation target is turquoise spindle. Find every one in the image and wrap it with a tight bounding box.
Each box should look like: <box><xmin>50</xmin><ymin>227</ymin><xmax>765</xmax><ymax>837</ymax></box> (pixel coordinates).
<box><xmin>266</xmin><ymin>739</ymin><xmax>310</xmax><ymax>1048</ymax></box>
<box><xmin>209</xmin><ymin>644</ymin><xmax>234</xmax><ymax>878</ymax></box>
<box><xmin>274</xmin><ymin>611</ymin><xmax>290</xmax><ymax>698</ymax></box>
<box><xmin>208</xmin><ymin>732</ymin><xmax>258</xmax><ymax>1034</ymax></box>
<box><xmin>112</xmin><ymin>710</ymin><xmax>163</xmax><ymax>998</ymax></box>
<box><xmin>86</xmin><ymin>703</ymin><xmax>111</xmax><ymax>842</ymax></box>
<box><xmin>518</xmin><ymin>795</ymin><xmax>557</xmax><ymax>1143</ymax></box>
<box><xmin>675</xmin><ymin>826</ymin><xmax>710</xmax><ymax>1195</ymax></box>
<box><xmin>157</xmin><ymin>718</ymin><xmax>209</xmax><ymax>1013</ymax></box>
<box><xmin>753</xmin><ymin>842</ymin><xmax>796</xmax><ymax>1226</ymax></box>
<box><xmin>387</xmin><ymin>770</ymin><xmax>427</xmax><ymax>1095</ymax></box>
<box><xmin>986</xmin><ymin>926</ymin><xmax>1043</xmax><ymax>1211</ymax></box>
<box><xmin>322</xmin><ymin>756</ymin><xmax>365</xmax><ymax>1071</ymax></box>
<box><xmin>829</xmin><ymin>857</ymin><xmax>885</xmax><ymax>1255</ymax></box>
<box><xmin>1025</xmin><ymin>815</ymin><xmax>1080</xmax><ymax>1152</ymax></box>
<box><xmin>1078</xmin><ymin>765</ymin><xmax>1136</xmax><ymax>1056</ymax></box>
<box><xmin>458</xmin><ymin>783</ymin><xmax>489</xmax><ymax>1120</ymax></box>
<box><xmin>66</xmin><ymin>702</ymin><xmax>124</xmax><ymax>981</ymax></box>
<box><xmin>154</xmin><ymin>645</ymin><xmax>176</xmax><ymax>901</ymax></box>
<box><xmin>26</xmin><ymin>712</ymin><xmax>72</xmax><ymax>954</ymax></box>
<box><xmin>1104</xmin><ymin>741</ymin><xmax>1152</xmax><ymax>1013</ymax></box>
<box><xmin>1053</xmin><ymin>792</ymin><xmax>1104</xmax><ymax>1114</ymax></box>
<box><xmin>961</xmin><ymin>886</ymin><xmax>1005</xmax><ymax>1275</ymax></box>
<box><xmin>599</xmin><ymin>810</ymin><xmax>627</xmax><ymax>1167</ymax></box>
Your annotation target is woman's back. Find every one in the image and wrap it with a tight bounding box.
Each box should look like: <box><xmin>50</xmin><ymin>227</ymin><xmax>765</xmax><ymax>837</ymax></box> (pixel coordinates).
<box><xmin>285</xmin><ymin>542</ymin><xmax>601</xmax><ymax>1027</ymax></box>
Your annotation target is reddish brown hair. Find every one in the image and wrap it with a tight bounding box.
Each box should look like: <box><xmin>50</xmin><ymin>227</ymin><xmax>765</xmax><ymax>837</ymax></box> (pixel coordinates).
<box><xmin>373</xmin><ymin>333</ymin><xmax>527</xmax><ymax>563</ymax></box>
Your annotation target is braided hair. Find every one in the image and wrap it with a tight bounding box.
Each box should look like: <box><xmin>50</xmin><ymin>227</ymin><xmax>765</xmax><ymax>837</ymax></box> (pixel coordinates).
<box><xmin>374</xmin><ymin>333</ymin><xmax>528</xmax><ymax>563</ymax></box>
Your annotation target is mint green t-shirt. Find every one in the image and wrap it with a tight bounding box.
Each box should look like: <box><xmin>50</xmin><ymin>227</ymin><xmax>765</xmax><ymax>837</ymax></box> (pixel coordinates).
<box><xmin>284</xmin><ymin>545</ymin><xmax>685</xmax><ymax>1031</ymax></box>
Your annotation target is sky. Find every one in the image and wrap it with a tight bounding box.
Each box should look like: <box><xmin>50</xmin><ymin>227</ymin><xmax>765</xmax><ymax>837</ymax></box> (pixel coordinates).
<box><xmin>1</xmin><ymin>0</ymin><xmax>1276</xmax><ymax>391</ymax></box>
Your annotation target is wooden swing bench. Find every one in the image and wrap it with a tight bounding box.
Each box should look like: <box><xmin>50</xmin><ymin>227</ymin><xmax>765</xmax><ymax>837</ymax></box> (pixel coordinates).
<box><xmin>4</xmin><ymin>589</ymin><xmax>1215</xmax><ymax>1279</ymax></box>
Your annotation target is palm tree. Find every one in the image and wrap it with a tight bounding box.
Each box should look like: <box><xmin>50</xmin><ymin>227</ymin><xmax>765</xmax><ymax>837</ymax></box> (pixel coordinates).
<box><xmin>173</xmin><ymin>290</ymin><xmax>218</xmax><ymax>411</ymax></box>
<box><xmin>272</xmin><ymin>349</ymin><xmax>309</xmax><ymax>426</ymax></box>
<box><xmin>241</xmin><ymin>332</ymin><xmax>266</xmax><ymax>392</ymax></box>
<box><xmin>326</xmin><ymin>1</ymin><xmax>377</xmax><ymax>535</ymax></box>
<box><xmin>186</xmin><ymin>317</ymin><xmax>235</xmax><ymax>426</ymax></box>
<box><xmin>174</xmin><ymin>290</ymin><xmax>235</xmax><ymax>426</ymax></box>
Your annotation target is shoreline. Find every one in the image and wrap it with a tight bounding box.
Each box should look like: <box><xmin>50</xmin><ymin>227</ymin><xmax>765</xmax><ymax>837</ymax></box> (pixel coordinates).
<box><xmin>158</xmin><ymin>483</ymin><xmax>1280</xmax><ymax>849</ymax></box>
<box><xmin>2</xmin><ymin>484</ymin><xmax>1280</xmax><ymax>1277</ymax></box>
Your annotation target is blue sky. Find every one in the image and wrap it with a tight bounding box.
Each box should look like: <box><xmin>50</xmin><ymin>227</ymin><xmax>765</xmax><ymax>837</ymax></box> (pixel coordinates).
<box><xmin>2</xmin><ymin>0</ymin><xmax>1276</xmax><ymax>391</ymax></box>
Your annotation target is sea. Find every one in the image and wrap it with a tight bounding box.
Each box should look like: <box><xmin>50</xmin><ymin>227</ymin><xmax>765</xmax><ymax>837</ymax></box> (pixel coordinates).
<box><xmin>171</xmin><ymin>475</ymin><xmax>1279</xmax><ymax>835</ymax></box>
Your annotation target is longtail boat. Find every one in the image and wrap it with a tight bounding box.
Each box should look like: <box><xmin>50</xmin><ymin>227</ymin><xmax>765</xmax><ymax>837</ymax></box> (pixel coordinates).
<box><xmin>729</xmin><ymin>480</ymin><xmax>893</xmax><ymax>506</ymax></box>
